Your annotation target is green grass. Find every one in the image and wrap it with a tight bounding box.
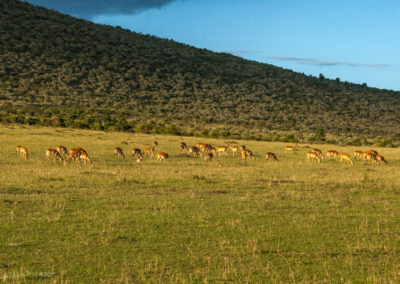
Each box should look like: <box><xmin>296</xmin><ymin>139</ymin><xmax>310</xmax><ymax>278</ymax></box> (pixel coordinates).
<box><xmin>1</xmin><ymin>125</ymin><xmax>400</xmax><ymax>282</ymax></box>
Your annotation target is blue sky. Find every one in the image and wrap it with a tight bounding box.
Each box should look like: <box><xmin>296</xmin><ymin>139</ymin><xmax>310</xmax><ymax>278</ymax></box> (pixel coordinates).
<box><xmin>27</xmin><ymin>0</ymin><xmax>400</xmax><ymax>90</ymax></box>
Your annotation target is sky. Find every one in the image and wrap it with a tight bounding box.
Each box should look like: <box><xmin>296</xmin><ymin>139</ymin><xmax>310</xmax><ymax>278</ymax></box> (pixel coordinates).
<box><xmin>26</xmin><ymin>0</ymin><xmax>400</xmax><ymax>91</ymax></box>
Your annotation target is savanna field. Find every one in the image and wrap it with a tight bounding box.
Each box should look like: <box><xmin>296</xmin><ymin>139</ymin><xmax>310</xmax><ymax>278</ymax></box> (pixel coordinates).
<box><xmin>1</xmin><ymin>125</ymin><xmax>400</xmax><ymax>282</ymax></box>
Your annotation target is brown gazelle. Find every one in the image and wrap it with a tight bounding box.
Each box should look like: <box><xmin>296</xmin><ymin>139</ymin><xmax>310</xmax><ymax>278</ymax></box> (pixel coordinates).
<box><xmin>57</xmin><ymin>146</ymin><xmax>68</xmax><ymax>156</ymax></box>
<box><xmin>66</xmin><ymin>147</ymin><xmax>91</xmax><ymax>164</ymax></box>
<box><xmin>353</xmin><ymin>150</ymin><xmax>364</xmax><ymax>160</ymax></box>
<box><xmin>375</xmin><ymin>154</ymin><xmax>388</xmax><ymax>165</ymax></box>
<box><xmin>204</xmin><ymin>153</ymin><xmax>213</xmax><ymax>163</ymax></box>
<box><xmin>285</xmin><ymin>145</ymin><xmax>296</xmax><ymax>152</ymax></box>
<box><xmin>46</xmin><ymin>148</ymin><xmax>63</xmax><ymax>161</ymax></box>
<box><xmin>156</xmin><ymin>152</ymin><xmax>169</xmax><ymax>162</ymax></box>
<box><xmin>216</xmin><ymin>146</ymin><xmax>228</xmax><ymax>156</ymax></box>
<box><xmin>188</xmin><ymin>146</ymin><xmax>200</xmax><ymax>156</ymax></box>
<box><xmin>243</xmin><ymin>149</ymin><xmax>255</xmax><ymax>160</ymax></box>
<box><xmin>326</xmin><ymin>150</ymin><xmax>339</xmax><ymax>160</ymax></box>
<box><xmin>306</xmin><ymin>152</ymin><xmax>321</xmax><ymax>163</ymax></box>
<box><xmin>265</xmin><ymin>152</ymin><xmax>278</xmax><ymax>161</ymax></box>
<box><xmin>142</xmin><ymin>147</ymin><xmax>155</xmax><ymax>157</ymax></box>
<box><xmin>79</xmin><ymin>151</ymin><xmax>92</xmax><ymax>164</ymax></box>
<box><xmin>180</xmin><ymin>142</ymin><xmax>188</xmax><ymax>152</ymax></box>
<box><xmin>153</xmin><ymin>141</ymin><xmax>158</xmax><ymax>148</ymax></box>
<box><xmin>196</xmin><ymin>143</ymin><xmax>207</xmax><ymax>150</ymax></box>
<box><xmin>132</xmin><ymin>148</ymin><xmax>142</xmax><ymax>157</ymax></box>
<box><xmin>16</xmin><ymin>146</ymin><xmax>28</xmax><ymax>159</ymax></box>
<box><xmin>363</xmin><ymin>152</ymin><xmax>377</xmax><ymax>164</ymax></box>
<box><xmin>312</xmin><ymin>148</ymin><xmax>323</xmax><ymax>159</ymax></box>
<box><xmin>339</xmin><ymin>153</ymin><xmax>354</xmax><ymax>166</ymax></box>
<box><xmin>241</xmin><ymin>149</ymin><xmax>247</xmax><ymax>164</ymax></box>
<box><xmin>114</xmin><ymin>147</ymin><xmax>125</xmax><ymax>159</ymax></box>
<box><xmin>229</xmin><ymin>145</ymin><xmax>238</xmax><ymax>155</ymax></box>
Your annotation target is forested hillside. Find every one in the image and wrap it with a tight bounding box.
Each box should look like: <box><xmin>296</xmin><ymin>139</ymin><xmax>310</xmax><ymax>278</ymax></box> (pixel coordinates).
<box><xmin>1</xmin><ymin>0</ymin><xmax>399</xmax><ymax>144</ymax></box>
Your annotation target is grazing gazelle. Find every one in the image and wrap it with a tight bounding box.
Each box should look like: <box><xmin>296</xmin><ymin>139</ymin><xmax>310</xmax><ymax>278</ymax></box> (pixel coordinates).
<box><xmin>132</xmin><ymin>148</ymin><xmax>142</xmax><ymax>157</ymax></box>
<box><xmin>265</xmin><ymin>152</ymin><xmax>278</xmax><ymax>161</ymax></box>
<box><xmin>306</xmin><ymin>152</ymin><xmax>321</xmax><ymax>163</ymax></box>
<box><xmin>66</xmin><ymin>147</ymin><xmax>91</xmax><ymax>164</ymax></box>
<box><xmin>142</xmin><ymin>147</ymin><xmax>155</xmax><ymax>157</ymax></box>
<box><xmin>326</xmin><ymin>150</ymin><xmax>339</xmax><ymax>160</ymax></box>
<box><xmin>16</xmin><ymin>146</ymin><xmax>28</xmax><ymax>159</ymax></box>
<box><xmin>180</xmin><ymin>142</ymin><xmax>188</xmax><ymax>152</ymax></box>
<box><xmin>243</xmin><ymin>149</ymin><xmax>255</xmax><ymax>160</ymax></box>
<box><xmin>46</xmin><ymin>148</ymin><xmax>63</xmax><ymax>161</ymax></box>
<box><xmin>114</xmin><ymin>147</ymin><xmax>125</xmax><ymax>159</ymax></box>
<box><xmin>57</xmin><ymin>146</ymin><xmax>68</xmax><ymax>156</ymax></box>
<box><xmin>156</xmin><ymin>152</ymin><xmax>169</xmax><ymax>162</ymax></box>
<box><xmin>204</xmin><ymin>153</ymin><xmax>213</xmax><ymax>163</ymax></box>
<box><xmin>375</xmin><ymin>154</ymin><xmax>388</xmax><ymax>165</ymax></box>
<box><xmin>339</xmin><ymin>153</ymin><xmax>354</xmax><ymax>166</ymax></box>
<box><xmin>312</xmin><ymin>148</ymin><xmax>323</xmax><ymax>159</ymax></box>
<box><xmin>188</xmin><ymin>146</ymin><xmax>200</xmax><ymax>156</ymax></box>
<box><xmin>79</xmin><ymin>151</ymin><xmax>92</xmax><ymax>164</ymax></box>
<box><xmin>353</xmin><ymin>150</ymin><xmax>364</xmax><ymax>160</ymax></box>
<box><xmin>363</xmin><ymin>152</ymin><xmax>377</xmax><ymax>164</ymax></box>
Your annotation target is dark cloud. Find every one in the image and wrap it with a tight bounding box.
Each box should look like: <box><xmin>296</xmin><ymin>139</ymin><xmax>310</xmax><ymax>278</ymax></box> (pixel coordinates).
<box><xmin>270</xmin><ymin>56</ymin><xmax>391</xmax><ymax>68</ymax></box>
<box><xmin>25</xmin><ymin>0</ymin><xmax>178</xmax><ymax>18</ymax></box>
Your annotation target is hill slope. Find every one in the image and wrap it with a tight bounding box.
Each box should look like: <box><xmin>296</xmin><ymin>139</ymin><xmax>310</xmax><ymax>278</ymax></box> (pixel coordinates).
<box><xmin>1</xmin><ymin>0</ymin><xmax>399</xmax><ymax>142</ymax></box>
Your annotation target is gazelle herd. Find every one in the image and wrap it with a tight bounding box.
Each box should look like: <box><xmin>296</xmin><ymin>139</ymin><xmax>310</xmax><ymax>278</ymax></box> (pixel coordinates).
<box><xmin>13</xmin><ymin>141</ymin><xmax>389</xmax><ymax>167</ymax></box>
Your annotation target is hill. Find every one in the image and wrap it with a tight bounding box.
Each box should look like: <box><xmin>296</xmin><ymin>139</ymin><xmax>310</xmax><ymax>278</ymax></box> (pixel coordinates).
<box><xmin>1</xmin><ymin>0</ymin><xmax>400</xmax><ymax>144</ymax></box>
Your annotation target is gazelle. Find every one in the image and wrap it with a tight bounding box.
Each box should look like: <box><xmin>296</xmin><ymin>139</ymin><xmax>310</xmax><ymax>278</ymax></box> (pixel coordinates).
<box><xmin>364</xmin><ymin>152</ymin><xmax>377</xmax><ymax>164</ymax></box>
<box><xmin>153</xmin><ymin>141</ymin><xmax>158</xmax><ymax>148</ymax></box>
<box><xmin>312</xmin><ymin>148</ymin><xmax>323</xmax><ymax>159</ymax></box>
<box><xmin>114</xmin><ymin>147</ymin><xmax>125</xmax><ymax>159</ymax></box>
<box><xmin>368</xmin><ymin>149</ymin><xmax>378</xmax><ymax>155</ymax></box>
<box><xmin>188</xmin><ymin>146</ymin><xmax>200</xmax><ymax>156</ymax></box>
<box><xmin>326</xmin><ymin>150</ymin><xmax>339</xmax><ymax>160</ymax></box>
<box><xmin>57</xmin><ymin>146</ymin><xmax>68</xmax><ymax>156</ymax></box>
<box><xmin>79</xmin><ymin>151</ymin><xmax>92</xmax><ymax>164</ymax></box>
<box><xmin>132</xmin><ymin>148</ymin><xmax>142</xmax><ymax>157</ymax></box>
<box><xmin>375</xmin><ymin>154</ymin><xmax>388</xmax><ymax>165</ymax></box>
<box><xmin>142</xmin><ymin>147</ymin><xmax>155</xmax><ymax>157</ymax></box>
<box><xmin>229</xmin><ymin>145</ymin><xmax>238</xmax><ymax>155</ymax></box>
<box><xmin>204</xmin><ymin>153</ymin><xmax>213</xmax><ymax>163</ymax></box>
<box><xmin>353</xmin><ymin>150</ymin><xmax>364</xmax><ymax>160</ymax></box>
<box><xmin>180</xmin><ymin>142</ymin><xmax>188</xmax><ymax>152</ymax></box>
<box><xmin>196</xmin><ymin>143</ymin><xmax>207</xmax><ymax>150</ymax></box>
<box><xmin>203</xmin><ymin>145</ymin><xmax>216</xmax><ymax>155</ymax></box>
<box><xmin>216</xmin><ymin>146</ymin><xmax>228</xmax><ymax>156</ymax></box>
<box><xmin>306</xmin><ymin>152</ymin><xmax>321</xmax><ymax>163</ymax></box>
<box><xmin>156</xmin><ymin>152</ymin><xmax>169</xmax><ymax>162</ymax></box>
<box><xmin>339</xmin><ymin>153</ymin><xmax>354</xmax><ymax>166</ymax></box>
<box><xmin>46</xmin><ymin>148</ymin><xmax>63</xmax><ymax>161</ymax></box>
<box><xmin>66</xmin><ymin>147</ymin><xmax>91</xmax><ymax>164</ymax></box>
<box><xmin>265</xmin><ymin>152</ymin><xmax>278</xmax><ymax>161</ymax></box>
<box><xmin>285</xmin><ymin>145</ymin><xmax>296</xmax><ymax>152</ymax></box>
<box><xmin>16</xmin><ymin>146</ymin><xmax>28</xmax><ymax>159</ymax></box>
<box><xmin>243</xmin><ymin>149</ymin><xmax>255</xmax><ymax>160</ymax></box>
<box><xmin>241</xmin><ymin>149</ymin><xmax>247</xmax><ymax>164</ymax></box>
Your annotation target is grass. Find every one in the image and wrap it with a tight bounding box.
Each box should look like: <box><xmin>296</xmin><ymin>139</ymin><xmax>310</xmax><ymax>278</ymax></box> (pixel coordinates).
<box><xmin>1</xmin><ymin>125</ymin><xmax>400</xmax><ymax>282</ymax></box>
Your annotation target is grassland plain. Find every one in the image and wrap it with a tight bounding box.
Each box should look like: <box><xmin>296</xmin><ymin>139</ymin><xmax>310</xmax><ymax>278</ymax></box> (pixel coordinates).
<box><xmin>1</xmin><ymin>124</ymin><xmax>400</xmax><ymax>282</ymax></box>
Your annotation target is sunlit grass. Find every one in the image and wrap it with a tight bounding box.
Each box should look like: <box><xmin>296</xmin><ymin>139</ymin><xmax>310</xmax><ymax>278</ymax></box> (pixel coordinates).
<box><xmin>1</xmin><ymin>125</ymin><xmax>400</xmax><ymax>282</ymax></box>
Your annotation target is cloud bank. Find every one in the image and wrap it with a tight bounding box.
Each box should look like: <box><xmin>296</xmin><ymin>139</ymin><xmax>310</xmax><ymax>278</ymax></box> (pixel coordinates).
<box><xmin>270</xmin><ymin>56</ymin><xmax>391</xmax><ymax>68</ymax></box>
<box><xmin>25</xmin><ymin>0</ymin><xmax>179</xmax><ymax>18</ymax></box>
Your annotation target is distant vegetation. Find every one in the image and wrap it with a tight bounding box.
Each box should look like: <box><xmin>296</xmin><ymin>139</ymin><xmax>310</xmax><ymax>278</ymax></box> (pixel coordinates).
<box><xmin>1</xmin><ymin>0</ymin><xmax>400</xmax><ymax>145</ymax></box>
